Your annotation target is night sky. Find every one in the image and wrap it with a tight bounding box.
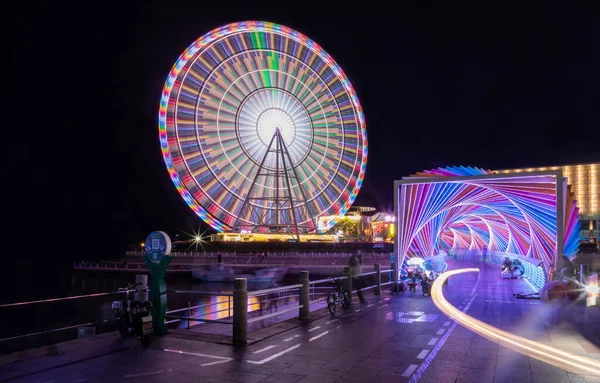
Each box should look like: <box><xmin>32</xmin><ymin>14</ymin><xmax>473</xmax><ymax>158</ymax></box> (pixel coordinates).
<box><xmin>4</xmin><ymin>2</ymin><xmax>598</xmax><ymax>299</ymax></box>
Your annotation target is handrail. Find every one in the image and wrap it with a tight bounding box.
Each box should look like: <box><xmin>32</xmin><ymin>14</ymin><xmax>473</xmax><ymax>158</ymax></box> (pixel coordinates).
<box><xmin>168</xmin><ymin>289</ymin><xmax>233</xmax><ymax>296</ymax></box>
<box><xmin>8</xmin><ymin>260</ymin><xmax>396</xmax><ymax>346</ymax></box>
<box><xmin>360</xmin><ymin>271</ymin><xmax>378</xmax><ymax>276</ymax></box>
<box><xmin>166</xmin><ymin>316</ymin><xmax>232</xmax><ymax>325</ymax></box>
<box><xmin>166</xmin><ymin>299</ymin><xmax>231</xmax><ymax>315</ymax></box>
<box><xmin>0</xmin><ymin>318</ymin><xmax>119</xmax><ymax>343</ymax></box>
<box><xmin>0</xmin><ymin>290</ymin><xmax>136</xmax><ymax>308</ymax></box>
<box><xmin>248</xmin><ymin>284</ymin><xmax>302</xmax><ymax>296</ymax></box>
<box><xmin>248</xmin><ymin>304</ymin><xmax>303</xmax><ymax>323</ymax></box>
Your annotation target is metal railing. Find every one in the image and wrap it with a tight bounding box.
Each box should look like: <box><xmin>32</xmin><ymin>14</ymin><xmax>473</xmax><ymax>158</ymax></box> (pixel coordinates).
<box><xmin>0</xmin><ymin>289</ymin><xmax>136</xmax><ymax>309</ymax></box>
<box><xmin>2</xmin><ymin>262</ymin><xmax>402</xmax><ymax>347</ymax></box>
<box><xmin>0</xmin><ymin>289</ymin><xmax>137</xmax><ymax>344</ymax></box>
<box><xmin>160</xmin><ymin>263</ymin><xmax>397</xmax><ymax>344</ymax></box>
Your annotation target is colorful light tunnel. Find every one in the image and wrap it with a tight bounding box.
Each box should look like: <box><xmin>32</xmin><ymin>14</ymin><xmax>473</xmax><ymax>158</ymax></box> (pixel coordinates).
<box><xmin>396</xmin><ymin>166</ymin><xmax>581</xmax><ymax>290</ymax></box>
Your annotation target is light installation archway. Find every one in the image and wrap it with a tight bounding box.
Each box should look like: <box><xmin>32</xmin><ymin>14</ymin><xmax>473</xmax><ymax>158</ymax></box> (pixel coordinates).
<box><xmin>395</xmin><ymin>166</ymin><xmax>580</xmax><ymax>275</ymax></box>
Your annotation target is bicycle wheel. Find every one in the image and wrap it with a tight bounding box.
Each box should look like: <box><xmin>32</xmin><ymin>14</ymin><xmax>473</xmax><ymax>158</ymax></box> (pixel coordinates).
<box><xmin>327</xmin><ymin>293</ymin><xmax>337</xmax><ymax>315</ymax></box>
<box><xmin>340</xmin><ymin>291</ymin><xmax>350</xmax><ymax>309</ymax></box>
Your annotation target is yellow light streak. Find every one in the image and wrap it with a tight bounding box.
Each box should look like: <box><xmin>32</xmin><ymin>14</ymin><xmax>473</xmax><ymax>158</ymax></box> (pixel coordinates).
<box><xmin>431</xmin><ymin>268</ymin><xmax>600</xmax><ymax>375</ymax></box>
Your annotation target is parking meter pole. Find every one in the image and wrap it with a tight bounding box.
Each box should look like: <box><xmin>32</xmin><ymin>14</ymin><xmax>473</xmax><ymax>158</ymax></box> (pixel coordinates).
<box><xmin>142</xmin><ymin>231</ymin><xmax>173</xmax><ymax>336</ymax></box>
<box><xmin>143</xmin><ymin>255</ymin><xmax>173</xmax><ymax>335</ymax></box>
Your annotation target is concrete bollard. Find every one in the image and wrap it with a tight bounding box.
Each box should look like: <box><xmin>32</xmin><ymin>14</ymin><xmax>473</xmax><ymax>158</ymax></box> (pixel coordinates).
<box><xmin>299</xmin><ymin>271</ymin><xmax>310</xmax><ymax>320</ymax></box>
<box><xmin>374</xmin><ymin>264</ymin><xmax>381</xmax><ymax>295</ymax></box>
<box><xmin>135</xmin><ymin>274</ymin><xmax>148</xmax><ymax>302</ymax></box>
<box><xmin>233</xmin><ymin>278</ymin><xmax>248</xmax><ymax>345</ymax></box>
<box><xmin>344</xmin><ymin>266</ymin><xmax>353</xmax><ymax>305</ymax></box>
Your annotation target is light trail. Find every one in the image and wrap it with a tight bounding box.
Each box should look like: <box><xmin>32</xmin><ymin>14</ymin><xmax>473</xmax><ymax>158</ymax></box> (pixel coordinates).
<box><xmin>431</xmin><ymin>268</ymin><xmax>600</xmax><ymax>376</ymax></box>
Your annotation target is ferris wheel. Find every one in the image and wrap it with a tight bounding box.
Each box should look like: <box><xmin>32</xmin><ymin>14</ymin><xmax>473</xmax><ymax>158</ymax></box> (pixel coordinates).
<box><xmin>159</xmin><ymin>21</ymin><xmax>367</xmax><ymax>237</ymax></box>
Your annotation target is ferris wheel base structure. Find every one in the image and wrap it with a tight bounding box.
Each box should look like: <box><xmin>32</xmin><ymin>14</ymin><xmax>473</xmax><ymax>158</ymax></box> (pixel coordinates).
<box><xmin>212</xmin><ymin>232</ymin><xmax>336</xmax><ymax>243</ymax></box>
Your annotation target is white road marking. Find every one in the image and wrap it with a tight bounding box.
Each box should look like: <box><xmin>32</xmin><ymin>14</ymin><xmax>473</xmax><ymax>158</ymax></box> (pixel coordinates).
<box><xmin>417</xmin><ymin>350</ymin><xmax>429</xmax><ymax>359</ymax></box>
<box><xmin>355</xmin><ymin>309</ymin><xmax>361</xmax><ymax>312</ymax></box>
<box><xmin>408</xmin><ymin>270</ymin><xmax>482</xmax><ymax>383</ymax></box>
<box><xmin>378</xmin><ymin>304</ymin><xmax>388</xmax><ymax>308</ymax></box>
<box><xmin>252</xmin><ymin>345</ymin><xmax>276</xmax><ymax>354</ymax></box>
<box><xmin>343</xmin><ymin>313</ymin><xmax>353</xmax><ymax>317</ymax></box>
<box><xmin>308</xmin><ymin>326</ymin><xmax>321</xmax><ymax>332</ymax></box>
<box><xmin>163</xmin><ymin>349</ymin><xmax>231</xmax><ymax>360</ymax></box>
<box><xmin>246</xmin><ymin>344</ymin><xmax>301</xmax><ymax>365</ymax></box>
<box><xmin>201</xmin><ymin>359</ymin><xmax>234</xmax><ymax>366</ymax></box>
<box><xmin>402</xmin><ymin>364</ymin><xmax>419</xmax><ymax>377</ymax></box>
<box><xmin>309</xmin><ymin>331</ymin><xmax>329</xmax><ymax>342</ymax></box>
<box><xmin>428</xmin><ymin>338</ymin><xmax>438</xmax><ymax>346</ymax></box>
<box><xmin>367</xmin><ymin>304</ymin><xmax>374</xmax><ymax>307</ymax></box>
<box><xmin>443</xmin><ymin>321</ymin><xmax>451</xmax><ymax>327</ymax></box>
<box><xmin>325</xmin><ymin>319</ymin><xmax>338</xmax><ymax>324</ymax></box>
<box><xmin>437</xmin><ymin>329</ymin><xmax>445</xmax><ymax>335</ymax></box>
<box><xmin>283</xmin><ymin>335</ymin><xmax>299</xmax><ymax>342</ymax></box>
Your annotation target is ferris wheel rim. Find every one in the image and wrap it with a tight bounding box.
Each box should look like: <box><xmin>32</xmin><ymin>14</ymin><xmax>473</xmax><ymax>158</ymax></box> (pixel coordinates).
<box><xmin>158</xmin><ymin>21</ymin><xmax>368</xmax><ymax>232</ymax></box>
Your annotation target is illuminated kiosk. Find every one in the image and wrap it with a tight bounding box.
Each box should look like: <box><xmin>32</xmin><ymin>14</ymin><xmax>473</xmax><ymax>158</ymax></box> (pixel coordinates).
<box><xmin>158</xmin><ymin>21</ymin><xmax>367</xmax><ymax>241</ymax></box>
<box><xmin>394</xmin><ymin>166</ymin><xmax>581</xmax><ymax>290</ymax></box>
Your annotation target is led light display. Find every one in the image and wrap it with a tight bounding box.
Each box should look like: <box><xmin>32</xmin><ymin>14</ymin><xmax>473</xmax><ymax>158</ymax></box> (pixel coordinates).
<box><xmin>397</xmin><ymin>166</ymin><xmax>580</xmax><ymax>271</ymax></box>
<box><xmin>159</xmin><ymin>21</ymin><xmax>367</xmax><ymax>232</ymax></box>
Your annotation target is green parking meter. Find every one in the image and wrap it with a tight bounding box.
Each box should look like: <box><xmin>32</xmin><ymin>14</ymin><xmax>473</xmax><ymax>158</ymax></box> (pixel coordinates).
<box><xmin>143</xmin><ymin>231</ymin><xmax>174</xmax><ymax>335</ymax></box>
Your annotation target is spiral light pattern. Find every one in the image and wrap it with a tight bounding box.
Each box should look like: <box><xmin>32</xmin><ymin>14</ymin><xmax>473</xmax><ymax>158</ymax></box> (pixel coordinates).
<box><xmin>398</xmin><ymin>166</ymin><xmax>580</xmax><ymax>271</ymax></box>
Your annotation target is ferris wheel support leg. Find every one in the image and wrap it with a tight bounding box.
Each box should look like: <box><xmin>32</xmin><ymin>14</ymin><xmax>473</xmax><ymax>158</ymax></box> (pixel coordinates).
<box><xmin>278</xmin><ymin>134</ymin><xmax>301</xmax><ymax>242</ymax></box>
<box><xmin>285</xmin><ymin>142</ymin><xmax>318</xmax><ymax>234</ymax></box>
<box><xmin>143</xmin><ymin>255</ymin><xmax>174</xmax><ymax>335</ymax></box>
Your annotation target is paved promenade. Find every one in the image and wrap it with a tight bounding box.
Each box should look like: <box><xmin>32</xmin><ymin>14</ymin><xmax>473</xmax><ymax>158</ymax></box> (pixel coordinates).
<box><xmin>2</xmin><ymin>261</ymin><xmax>599</xmax><ymax>382</ymax></box>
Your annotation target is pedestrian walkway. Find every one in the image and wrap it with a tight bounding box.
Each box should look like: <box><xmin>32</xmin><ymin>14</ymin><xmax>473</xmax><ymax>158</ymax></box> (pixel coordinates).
<box><xmin>1</xmin><ymin>260</ymin><xmax>599</xmax><ymax>382</ymax></box>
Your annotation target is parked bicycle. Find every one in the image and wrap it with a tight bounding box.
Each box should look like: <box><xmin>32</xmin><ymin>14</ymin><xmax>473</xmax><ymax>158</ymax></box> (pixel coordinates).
<box><xmin>111</xmin><ymin>284</ymin><xmax>154</xmax><ymax>347</ymax></box>
<box><xmin>326</xmin><ymin>275</ymin><xmax>350</xmax><ymax>314</ymax></box>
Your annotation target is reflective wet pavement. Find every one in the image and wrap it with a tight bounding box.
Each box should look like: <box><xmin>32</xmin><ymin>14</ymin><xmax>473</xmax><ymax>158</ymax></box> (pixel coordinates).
<box><xmin>1</xmin><ymin>260</ymin><xmax>599</xmax><ymax>382</ymax></box>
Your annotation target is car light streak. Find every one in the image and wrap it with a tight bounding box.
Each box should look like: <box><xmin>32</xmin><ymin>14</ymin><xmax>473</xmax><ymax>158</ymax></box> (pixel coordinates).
<box><xmin>431</xmin><ymin>268</ymin><xmax>600</xmax><ymax>375</ymax></box>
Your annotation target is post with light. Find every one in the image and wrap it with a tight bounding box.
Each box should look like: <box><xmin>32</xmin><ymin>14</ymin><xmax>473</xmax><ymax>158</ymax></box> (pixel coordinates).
<box><xmin>142</xmin><ymin>231</ymin><xmax>175</xmax><ymax>335</ymax></box>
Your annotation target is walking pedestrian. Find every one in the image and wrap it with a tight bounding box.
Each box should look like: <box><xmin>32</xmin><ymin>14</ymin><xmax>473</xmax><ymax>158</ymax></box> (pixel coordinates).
<box><xmin>349</xmin><ymin>253</ymin><xmax>367</xmax><ymax>303</ymax></box>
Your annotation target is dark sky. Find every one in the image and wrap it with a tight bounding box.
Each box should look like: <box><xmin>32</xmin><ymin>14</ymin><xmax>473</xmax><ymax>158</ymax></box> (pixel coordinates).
<box><xmin>5</xmin><ymin>2</ymin><xmax>598</xmax><ymax>267</ymax></box>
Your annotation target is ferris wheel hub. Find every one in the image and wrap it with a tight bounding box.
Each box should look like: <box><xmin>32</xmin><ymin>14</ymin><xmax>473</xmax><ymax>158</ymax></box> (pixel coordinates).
<box><xmin>237</xmin><ymin>89</ymin><xmax>312</xmax><ymax>170</ymax></box>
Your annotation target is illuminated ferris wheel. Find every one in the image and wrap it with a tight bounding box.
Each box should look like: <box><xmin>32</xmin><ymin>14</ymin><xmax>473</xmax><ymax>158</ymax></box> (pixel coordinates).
<box><xmin>159</xmin><ymin>21</ymin><xmax>367</xmax><ymax>237</ymax></box>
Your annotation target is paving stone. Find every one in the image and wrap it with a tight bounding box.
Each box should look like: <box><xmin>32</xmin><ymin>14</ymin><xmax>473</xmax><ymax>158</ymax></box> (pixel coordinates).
<box><xmin>496</xmin><ymin>355</ymin><xmax>531</xmax><ymax>369</ymax></box>
<box><xmin>370</xmin><ymin>370</ymin><xmax>411</xmax><ymax>382</ymax></box>
<box><xmin>222</xmin><ymin>369</ymin><xmax>269</xmax><ymax>383</ymax></box>
<box><xmin>461</xmin><ymin>356</ymin><xmax>497</xmax><ymax>371</ymax></box>
<box><xmin>434</xmin><ymin>350</ymin><xmax>468</xmax><ymax>362</ymax></box>
<box><xmin>259</xmin><ymin>371</ymin><xmax>307</xmax><ymax>383</ymax></box>
<box><xmin>467</xmin><ymin>346</ymin><xmax>499</xmax><ymax>360</ymax></box>
<box><xmin>296</xmin><ymin>374</ymin><xmax>339</xmax><ymax>383</ymax></box>
<box><xmin>566</xmin><ymin>373</ymin><xmax>600</xmax><ymax>383</ymax></box>
<box><xmin>339</xmin><ymin>366</ymin><xmax>380</xmax><ymax>381</ymax></box>
<box><xmin>494</xmin><ymin>367</ymin><xmax>532</xmax><ymax>382</ymax></box>
<box><xmin>457</xmin><ymin>366</ymin><xmax>496</xmax><ymax>383</ymax></box>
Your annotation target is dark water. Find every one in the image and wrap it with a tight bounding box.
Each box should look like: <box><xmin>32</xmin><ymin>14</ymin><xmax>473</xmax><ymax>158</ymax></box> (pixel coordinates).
<box><xmin>0</xmin><ymin>271</ymin><xmax>298</xmax><ymax>354</ymax></box>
